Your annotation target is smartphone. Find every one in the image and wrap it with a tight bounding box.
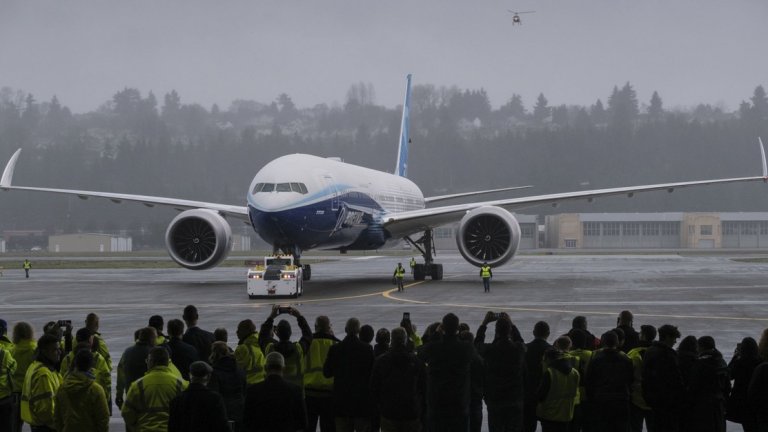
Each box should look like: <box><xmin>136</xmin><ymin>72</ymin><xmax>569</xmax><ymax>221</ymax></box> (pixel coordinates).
<box><xmin>493</xmin><ymin>313</ymin><xmax>501</xmax><ymax>320</ymax></box>
<box><xmin>403</xmin><ymin>312</ymin><xmax>410</xmax><ymax>320</ymax></box>
<box><xmin>57</xmin><ymin>319</ymin><xmax>71</xmax><ymax>327</ymax></box>
<box><xmin>278</xmin><ymin>306</ymin><xmax>292</xmax><ymax>314</ymax></box>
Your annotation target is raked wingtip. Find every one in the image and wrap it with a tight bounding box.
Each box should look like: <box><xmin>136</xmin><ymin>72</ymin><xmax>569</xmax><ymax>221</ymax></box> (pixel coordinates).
<box><xmin>1</xmin><ymin>148</ymin><xmax>22</xmax><ymax>189</ymax></box>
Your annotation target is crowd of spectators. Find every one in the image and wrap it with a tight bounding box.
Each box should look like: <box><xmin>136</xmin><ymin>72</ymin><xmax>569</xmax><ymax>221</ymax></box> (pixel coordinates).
<box><xmin>0</xmin><ymin>307</ymin><xmax>767</xmax><ymax>432</ymax></box>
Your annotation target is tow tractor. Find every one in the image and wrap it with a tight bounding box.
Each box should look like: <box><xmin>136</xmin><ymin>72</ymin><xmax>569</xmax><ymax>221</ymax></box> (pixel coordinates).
<box><xmin>247</xmin><ymin>255</ymin><xmax>303</xmax><ymax>299</ymax></box>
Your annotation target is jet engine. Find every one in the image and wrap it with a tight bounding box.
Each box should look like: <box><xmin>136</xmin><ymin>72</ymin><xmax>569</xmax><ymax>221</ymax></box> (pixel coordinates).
<box><xmin>165</xmin><ymin>209</ymin><xmax>232</xmax><ymax>270</ymax></box>
<box><xmin>456</xmin><ymin>206</ymin><xmax>521</xmax><ymax>267</ymax></box>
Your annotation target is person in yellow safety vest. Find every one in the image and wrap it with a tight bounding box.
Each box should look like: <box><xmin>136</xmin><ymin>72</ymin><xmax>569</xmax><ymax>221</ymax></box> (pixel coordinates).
<box><xmin>10</xmin><ymin>321</ymin><xmax>36</xmax><ymax>432</ymax></box>
<box><xmin>409</xmin><ymin>257</ymin><xmax>416</xmax><ymax>275</ymax></box>
<box><xmin>53</xmin><ymin>350</ymin><xmax>109</xmax><ymax>432</ymax></box>
<box><xmin>259</xmin><ymin>306</ymin><xmax>313</xmax><ymax>397</ymax></box>
<box><xmin>304</xmin><ymin>315</ymin><xmax>340</xmax><ymax>432</ymax></box>
<box><xmin>148</xmin><ymin>315</ymin><xmax>168</xmax><ymax>347</ymax></box>
<box><xmin>627</xmin><ymin>324</ymin><xmax>657</xmax><ymax>432</ymax></box>
<box><xmin>59</xmin><ymin>328</ymin><xmax>112</xmax><ymax>410</ymax></box>
<box><xmin>0</xmin><ymin>322</ymin><xmax>18</xmax><ymax>432</ymax></box>
<box><xmin>566</xmin><ymin>329</ymin><xmax>594</xmax><ymax>432</ymax></box>
<box><xmin>393</xmin><ymin>263</ymin><xmax>406</xmax><ymax>292</ymax></box>
<box><xmin>22</xmin><ymin>259</ymin><xmax>31</xmax><ymax>279</ymax></box>
<box><xmin>21</xmin><ymin>333</ymin><xmax>62</xmax><ymax>431</ymax></box>
<box><xmin>85</xmin><ymin>313</ymin><xmax>112</xmax><ymax>371</ymax></box>
<box><xmin>234</xmin><ymin>319</ymin><xmax>265</xmax><ymax>385</ymax></box>
<box><xmin>121</xmin><ymin>346</ymin><xmax>188</xmax><ymax>432</ymax></box>
<box><xmin>536</xmin><ymin>347</ymin><xmax>580</xmax><ymax>431</ymax></box>
<box><xmin>480</xmin><ymin>262</ymin><xmax>493</xmax><ymax>293</ymax></box>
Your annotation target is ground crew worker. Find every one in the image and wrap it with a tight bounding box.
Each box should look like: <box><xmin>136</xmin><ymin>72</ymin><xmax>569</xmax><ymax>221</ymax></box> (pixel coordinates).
<box><xmin>21</xmin><ymin>333</ymin><xmax>62</xmax><ymax>432</ymax></box>
<box><xmin>304</xmin><ymin>315</ymin><xmax>339</xmax><ymax>432</ymax></box>
<box><xmin>0</xmin><ymin>324</ymin><xmax>18</xmax><ymax>432</ymax></box>
<box><xmin>536</xmin><ymin>348</ymin><xmax>580</xmax><ymax>432</ymax></box>
<box><xmin>234</xmin><ymin>319</ymin><xmax>265</xmax><ymax>385</ymax></box>
<box><xmin>53</xmin><ymin>350</ymin><xmax>109</xmax><ymax>432</ymax></box>
<box><xmin>22</xmin><ymin>259</ymin><xmax>31</xmax><ymax>279</ymax></box>
<box><xmin>59</xmin><ymin>328</ymin><xmax>111</xmax><ymax>410</ymax></box>
<box><xmin>567</xmin><ymin>329</ymin><xmax>594</xmax><ymax>432</ymax></box>
<box><xmin>121</xmin><ymin>346</ymin><xmax>187</xmax><ymax>432</ymax></box>
<box><xmin>409</xmin><ymin>257</ymin><xmax>416</xmax><ymax>275</ymax></box>
<box><xmin>394</xmin><ymin>262</ymin><xmax>406</xmax><ymax>292</ymax></box>
<box><xmin>627</xmin><ymin>325</ymin><xmax>656</xmax><ymax>432</ymax></box>
<box><xmin>480</xmin><ymin>262</ymin><xmax>492</xmax><ymax>293</ymax></box>
<box><xmin>85</xmin><ymin>313</ymin><xmax>111</xmax><ymax>371</ymax></box>
<box><xmin>10</xmin><ymin>321</ymin><xmax>36</xmax><ymax>432</ymax></box>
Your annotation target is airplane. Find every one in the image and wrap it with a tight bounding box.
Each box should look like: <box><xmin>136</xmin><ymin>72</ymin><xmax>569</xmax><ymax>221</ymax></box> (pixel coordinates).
<box><xmin>2</xmin><ymin>74</ymin><xmax>767</xmax><ymax>282</ymax></box>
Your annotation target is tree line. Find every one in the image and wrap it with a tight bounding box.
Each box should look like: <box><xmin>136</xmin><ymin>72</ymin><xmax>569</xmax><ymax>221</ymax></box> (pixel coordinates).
<box><xmin>0</xmin><ymin>82</ymin><xmax>767</xmax><ymax>248</ymax></box>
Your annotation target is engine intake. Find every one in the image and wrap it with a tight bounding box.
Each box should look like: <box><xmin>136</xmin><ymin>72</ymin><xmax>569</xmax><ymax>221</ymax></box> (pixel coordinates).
<box><xmin>456</xmin><ymin>206</ymin><xmax>521</xmax><ymax>267</ymax></box>
<box><xmin>165</xmin><ymin>209</ymin><xmax>232</xmax><ymax>270</ymax></box>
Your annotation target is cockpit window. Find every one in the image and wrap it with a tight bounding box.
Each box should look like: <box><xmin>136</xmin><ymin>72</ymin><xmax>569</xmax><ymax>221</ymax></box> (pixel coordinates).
<box><xmin>252</xmin><ymin>182</ymin><xmax>307</xmax><ymax>194</ymax></box>
<box><xmin>291</xmin><ymin>183</ymin><xmax>308</xmax><ymax>194</ymax></box>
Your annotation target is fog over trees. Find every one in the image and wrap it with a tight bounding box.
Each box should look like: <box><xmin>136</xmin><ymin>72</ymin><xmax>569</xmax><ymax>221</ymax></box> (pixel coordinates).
<box><xmin>1</xmin><ymin>82</ymin><xmax>767</xmax><ymax>248</ymax></box>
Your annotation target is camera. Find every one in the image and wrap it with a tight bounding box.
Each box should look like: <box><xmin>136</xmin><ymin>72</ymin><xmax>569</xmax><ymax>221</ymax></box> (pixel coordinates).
<box><xmin>57</xmin><ymin>320</ymin><xmax>71</xmax><ymax>327</ymax></box>
<box><xmin>403</xmin><ymin>312</ymin><xmax>410</xmax><ymax>320</ymax></box>
<box><xmin>277</xmin><ymin>306</ymin><xmax>292</xmax><ymax>315</ymax></box>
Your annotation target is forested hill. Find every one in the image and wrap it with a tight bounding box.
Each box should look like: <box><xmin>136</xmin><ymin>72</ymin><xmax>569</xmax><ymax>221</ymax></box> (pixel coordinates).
<box><xmin>1</xmin><ymin>82</ymin><xmax>767</xmax><ymax>247</ymax></box>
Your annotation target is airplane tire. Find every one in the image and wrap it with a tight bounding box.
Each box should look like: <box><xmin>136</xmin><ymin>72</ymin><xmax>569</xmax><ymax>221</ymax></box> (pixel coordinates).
<box><xmin>303</xmin><ymin>265</ymin><xmax>311</xmax><ymax>281</ymax></box>
<box><xmin>430</xmin><ymin>264</ymin><xmax>443</xmax><ymax>280</ymax></box>
<box><xmin>413</xmin><ymin>264</ymin><xmax>426</xmax><ymax>281</ymax></box>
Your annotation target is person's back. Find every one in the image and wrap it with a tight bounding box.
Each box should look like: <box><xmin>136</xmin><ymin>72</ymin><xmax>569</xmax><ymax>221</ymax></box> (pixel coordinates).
<box><xmin>234</xmin><ymin>319</ymin><xmax>265</xmax><ymax>386</ymax></box>
<box><xmin>167</xmin><ymin>319</ymin><xmax>200</xmax><ymax>381</ymax></box>
<box><xmin>243</xmin><ymin>352</ymin><xmax>307</xmax><ymax>432</ymax></box>
<box><xmin>182</xmin><ymin>305</ymin><xmax>215</xmax><ymax>364</ymax></box>
<box><xmin>116</xmin><ymin>327</ymin><xmax>156</xmax><ymax>407</ymax></box>
<box><xmin>642</xmin><ymin>324</ymin><xmax>684</xmax><ymax>431</ymax></box>
<box><xmin>121</xmin><ymin>347</ymin><xmax>188</xmax><ymax>432</ymax></box>
<box><xmin>0</xmin><ymin>335</ymin><xmax>17</xmax><ymax>432</ymax></box>
<box><xmin>169</xmin><ymin>361</ymin><xmax>230</xmax><ymax>432</ymax></box>
<box><xmin>208</xmin><ymin>342</ymin><xmax>246</xmax><ymax>431</ymax></box>
<box><xmin>524</xmin><ymin>321</ymin><xmax>551</xmax><ymax>432</ymax></box>
<box><xmin>22</xmin><ymin>334</ymin><xmax>63</xmax><ymax>431</ymax></box>
<box><xmin>688</xmin><ymin>336</ymin><xmax>730</xmax><ymax>432</ymax></box>
<box><xmin>418</xmin><ymin>313</ymin><xmax>479</xmax><ymax>431</ymax></box>
<box><xmin>54</xmin><ymin>350</ymin><xmax>109</xmax><ymax>432</ymax></box>
<box><xmin>585</xmin><ymin>332</ymin><xmax>634</xmax><ymax>432</ymax></box>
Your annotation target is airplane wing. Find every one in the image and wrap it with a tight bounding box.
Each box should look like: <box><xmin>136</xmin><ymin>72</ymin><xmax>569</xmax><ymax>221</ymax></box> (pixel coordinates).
<box><xmin>1</xmin><ymin>149</ymin><xmax>250</xmax><ymax>223</ymax></box>
<box><xmin>424</xmin><ymin>185</ymin><xmax>532</xmax><ymax>204</ymax></box>
<box><xmin>383</xmin><ymin>140</ymin><xmax>768</xmax><ymax>238</ymax></box>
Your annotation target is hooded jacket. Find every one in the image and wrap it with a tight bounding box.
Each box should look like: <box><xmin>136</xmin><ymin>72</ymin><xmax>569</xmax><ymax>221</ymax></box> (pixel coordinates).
<box><xmin>53</xmin><ymin>370</ymin><xmax>109</xmax><ymax>432</ymax></box>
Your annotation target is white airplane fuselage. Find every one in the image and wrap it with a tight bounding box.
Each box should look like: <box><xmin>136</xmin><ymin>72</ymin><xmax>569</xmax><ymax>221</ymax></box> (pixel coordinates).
<box><xmin>247</xmin><ymin>154</ymin><xmax>424</xmax><ymax>252</ymax></box>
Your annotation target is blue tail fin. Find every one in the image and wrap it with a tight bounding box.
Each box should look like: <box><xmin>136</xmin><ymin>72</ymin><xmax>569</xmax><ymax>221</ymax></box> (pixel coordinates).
<box><xmin>395</xmin><ymin>74</ymin><xmax>412</xmax><ymax>177</ymax></box>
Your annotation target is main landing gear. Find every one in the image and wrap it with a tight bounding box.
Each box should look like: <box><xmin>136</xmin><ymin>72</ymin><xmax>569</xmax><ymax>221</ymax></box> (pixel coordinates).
<box><xmin>404</xmin><ymin>229</ymin><xmax>443</xmax><ymax>281</ymax></box>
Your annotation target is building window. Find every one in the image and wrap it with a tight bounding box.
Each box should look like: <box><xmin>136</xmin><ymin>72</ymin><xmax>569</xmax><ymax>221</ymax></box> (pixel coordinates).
<box><xmin>603</xmin><ymin>222</ymin><xmax>620</xmax><ymax>236</ymax></box>
<box><xmin>624</xmin><ymin>223</ymin><xmax>639</xmax><ymax>236</ymax></box>
<box><xmin>761</xmin><ymin>222</ymin><xmax>768</xmax><ymax>235</ymax></box>
<box><xmin>700</xmin><ymin>225</ymin><xmax>713</xmax><ymax>236</ymax></box>
<box><xmin>723</xmin><ymin>222</ymin><xmax>737</xmax><ymax>235</ymax></box>
<box><xmin>583</xmin><ymin>222</ymin><xmax>600</xmax><ymax>236</ymax></box>
<box><xmin>743</xmin><ymin>222</ymin><xmax>758</xmax><ymax>235</ymax></box>
<box><xmin>643</xmin><ymin>223</ymin><xmax>659</xmax><ymax>236</ymax></box>
<box><xmin>521</xmin><ymin>225</ymin><xmax>535</xmax><ymax>238</ymax></box>
<box><xmin>564</xmin><ymin>239</ymin><xmax>577</xmax><ymax>248</ymax></box>
<box><xmin>661</xmin><ymin>222</ymin><xmax>680</xmax><ymax>236</ymax></box>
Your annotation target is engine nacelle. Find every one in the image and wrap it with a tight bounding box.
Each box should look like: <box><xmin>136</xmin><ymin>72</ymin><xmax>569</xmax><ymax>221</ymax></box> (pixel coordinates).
<box><xmin>456</xmin><ymin>206</ymin><xmax>521</xmax><ymax>267</ymax></box>
<box><xmin>165</xmin><ymin>209</ymin><xmax>232</xmax><ymax>270</ymax></box>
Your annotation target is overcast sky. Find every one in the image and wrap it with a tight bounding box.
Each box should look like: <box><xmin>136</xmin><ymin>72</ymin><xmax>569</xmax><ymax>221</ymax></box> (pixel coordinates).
<box><xmin>1</xmin><ymin>0</ymin><xmax>766</xmax><ymax>113</ymax></box>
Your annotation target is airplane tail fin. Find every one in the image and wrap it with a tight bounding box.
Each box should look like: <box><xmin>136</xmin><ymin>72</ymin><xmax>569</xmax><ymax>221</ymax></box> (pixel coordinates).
<box><xmin>394</xmin><ymin>74</ymin><xmax>413</xmax><ymax>177</ymax></box>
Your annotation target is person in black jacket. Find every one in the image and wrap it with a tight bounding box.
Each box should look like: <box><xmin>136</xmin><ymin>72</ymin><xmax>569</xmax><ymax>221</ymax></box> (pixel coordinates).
<box><xmin>243</xmin><ymin>352</ymin><xmax>307</xmax><ymax>432</ymax></box>
<box><xmin>475</xmin><ymin>311</ymin><xmax>526</xmax><ymax>432</ymax></box>
<box><xmin>208</xmin><ymin>341</ymin><xmax>246</xmax><ymax>432</ymax></box>
<box><xmin>524</xmin><ymin>321</ymin><xmax>551</xmax><ymax>432</ymax></box>
<box><xmin>642</xmin><ymin>324</ymin><xmax>684</xmax><ymax>432</ymax></box>
<box><xmin>323</xmin><ymin>317</ymin><xmax>375</xmax><ymax>432</ymax></box>
<box><xmin>418</xmin><ymin>313</ymin><xmax>482</xmax><ymax>432</ymax></box>
<box><xmin>168</xmin><ymin>361</ymin><xmax>230</xmax><ymax>432</ymax></box>
<box><xmin>567</xmin><ymin>316</ymin><xmax>599</xmax><ymax>351</ymax></box>
<box><xmin>688</xmin><ymin>336</ymin><xmax>731</xmax><ymax>432</ymax></box>
<box><xmin>746</xmin><ymin>359</ymin><xmax>768</xmax><ymax>431</ymax></box>
<box><xmin>726</xmin><ymin>337</ymin><xmax>761</xmax><ymax>431</ymax></box>
<box><xmin>677</xmin><ymin>334</ymin><xmax>699</xmax><ymax>431</ymax></box>
<box><xmin>585</xmin><ymin>331</ymin><xmax>634</xmax><ymax>432</ymax></box>
<box><xmin>374</xmin><ymin>328</ymin><xmax>390</xmax><ymax>358</ymax></box>
<box><xmin>617</xmin><ymin>310</ymin><xmax>640</xmax><ymax>353</ymax></box>
<box><xmin>167</xmin><ymin>319</ymin><xmax>200</xmax><ymax>381</ymax></box>
<box><xmin>370</xmin><ymin>327</ymin><xmax>426</xmax><ymax>432</ymax></box>
<box><xmin>115</xmin><ymin>326</ymin><xmax>156</xmax><ymax>410</ymax></box>
<box><xmin>182</xmin><ymin>305</ymin><xmax>216</xmax><ymax>364</ymax></box>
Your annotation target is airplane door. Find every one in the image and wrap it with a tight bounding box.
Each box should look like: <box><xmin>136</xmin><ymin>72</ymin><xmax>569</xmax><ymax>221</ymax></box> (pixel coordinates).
<box><xmin>322</xmin><ymin>175</ymin><xmax>339</xmax><ymax>211</ymax></box>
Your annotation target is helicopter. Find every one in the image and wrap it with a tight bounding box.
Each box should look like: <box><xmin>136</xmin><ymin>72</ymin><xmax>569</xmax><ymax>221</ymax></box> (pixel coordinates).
<box><xmin>507</xmin><ymin>10</ymin><xmax>535</xmax><ymax>25</ymax></box>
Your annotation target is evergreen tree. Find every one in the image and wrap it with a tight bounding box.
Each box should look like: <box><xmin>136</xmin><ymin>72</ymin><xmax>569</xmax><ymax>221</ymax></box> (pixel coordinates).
<box><xmin>590</xmin><ymin>99</ymin><xmax>606</xmax><ymax>124</ymax></box>
<box><xmin>532</xmin><ymin>93</ymin><xmax>550</xmax><ymax>124</ymax></box>
<box><xmin>750</xmin><ymin>85</ymin><xmax>768</xmax><ymax>120</ymax></box>
<box><xmin>648</xmin><ymin>91</ymin><xmax>664</xmax><ymax>121</ymax></box>
<box><xmin>499</xmin><ymin>94</ymin><xmax>526</xmax><ymax>118</ymax></box>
